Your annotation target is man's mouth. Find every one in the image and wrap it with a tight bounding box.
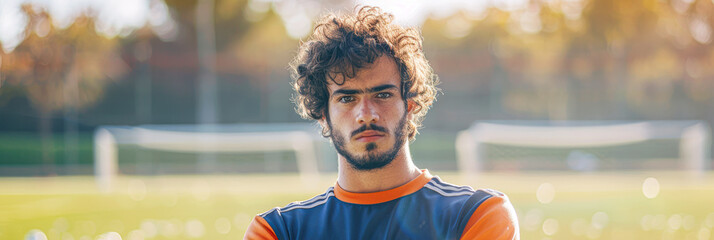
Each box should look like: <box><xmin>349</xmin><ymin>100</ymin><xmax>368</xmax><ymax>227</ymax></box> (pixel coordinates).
<box><xmin>355</xmin><ymin>130</ymin><xmax>385</xmax><ymax>142</ymax></box>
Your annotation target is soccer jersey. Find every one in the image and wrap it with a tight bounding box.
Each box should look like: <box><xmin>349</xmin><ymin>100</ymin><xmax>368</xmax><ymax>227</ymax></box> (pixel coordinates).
<box><xmin>244</xmin><ymin>170</ymin><xmax>519</xmax><ymax>240</ymax></box>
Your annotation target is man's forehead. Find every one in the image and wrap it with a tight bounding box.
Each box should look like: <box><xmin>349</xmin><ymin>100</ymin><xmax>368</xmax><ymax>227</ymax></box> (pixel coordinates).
<box><xmin>326</xmin><ymin>56</ymin><xmax>400</xmax><ymax>93</ymax></box>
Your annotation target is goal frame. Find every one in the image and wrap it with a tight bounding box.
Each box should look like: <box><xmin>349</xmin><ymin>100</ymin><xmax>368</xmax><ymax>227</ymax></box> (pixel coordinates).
<box><xmin>94</xmin><ymin>124</ymin><xmax>324</xmax><ymax>192</ymax></box>
<box><xmin>456</xmin><ymin>121</ymin><xmax>711</xmax><ymax>177</ymax></box>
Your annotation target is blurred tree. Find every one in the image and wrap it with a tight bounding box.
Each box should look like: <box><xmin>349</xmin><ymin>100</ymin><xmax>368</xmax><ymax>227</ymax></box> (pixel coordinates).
<box><xmin>420</xmin><ymin>0</ymin><xmax>713</xmax><ymax>125</ymax></box>
<box><xmin>153</xmin><ymin>0</ymin><xmax>273</xmax><ymax>123</ymax></box>
<box><xmin>0</xmin><ymin>5</ymin><xmax>126</xmax><ymax>175</ymax></box>
<box><xmin>153</xmin><ymin>0</ymin><xmax>348</xmax><ymax>123</ymax></box>
<box><xmin>574</xmin><ymin>0</ymin><xmax>713</xmax><ymax>118</ymax></box>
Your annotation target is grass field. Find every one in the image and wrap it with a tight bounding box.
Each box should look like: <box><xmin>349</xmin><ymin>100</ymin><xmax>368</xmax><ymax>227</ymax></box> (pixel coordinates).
<box><xmin>1</xmin><ymin>171</ymin><xmax>713</xmax><ymax>240</ymax></box>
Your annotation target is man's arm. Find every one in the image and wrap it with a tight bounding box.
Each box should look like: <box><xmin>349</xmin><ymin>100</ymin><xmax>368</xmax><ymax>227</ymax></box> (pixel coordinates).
<box><xmin>244</xmin><ymin>215</ymin><xmax>278</xmax><ymax>240</ymax></box>
<box><xmin>460</xmin><ymin>194</ymin><xmax>520</xmax><ymax>240</ymax></box>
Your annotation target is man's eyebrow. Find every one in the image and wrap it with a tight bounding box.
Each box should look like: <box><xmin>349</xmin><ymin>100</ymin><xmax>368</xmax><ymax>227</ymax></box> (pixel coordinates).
<box><xmin>368</xmin><ymin>84</ymin><xmax>398</xmax><ymax>93</ymax></box>
<box><xmin>333</xmin><ymin>89</ymin><xmax>362</xmax><ymax>95</ymax></box>
<box><xmin>332</xmin><ymin>84</ymin><xmax>398</xmax><ymax>96</ymax></box>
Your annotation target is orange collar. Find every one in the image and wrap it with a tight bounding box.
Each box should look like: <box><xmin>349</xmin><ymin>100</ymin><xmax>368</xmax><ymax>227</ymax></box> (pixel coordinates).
<box><xmin>334</xmin><ymin>169</ymin><xmax>433</xmax><ymax>205</ymax></box>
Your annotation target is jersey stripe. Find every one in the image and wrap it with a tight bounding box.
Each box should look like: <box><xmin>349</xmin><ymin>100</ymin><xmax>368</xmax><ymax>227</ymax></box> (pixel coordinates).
<box><xmin>430</xmin><ymin>178</ymin><xmax>474</xmax><ymax>192</ymax></box>
<box><xmin>260</xmin><ymin>187</ymin><xmax>334</xmax><ymax>217</ymax></box>
<box><xmin>283</xmin><ymin>187</ymin><xmax>334</xmax><ymax>209</ymax></box>
<box><xmin>423</xmin><ymin>183</ymin><xmax>473</xmax><ymax>197</ymax></box>
<box><xmin>282</xmin><ymin>191</ymin><xmax>334</xmax><ymax>213</ymax></box>
<box><xmin>426</xmin><ymin>181</ymin><xmax>474</xmax><ymax>195</ymax></box>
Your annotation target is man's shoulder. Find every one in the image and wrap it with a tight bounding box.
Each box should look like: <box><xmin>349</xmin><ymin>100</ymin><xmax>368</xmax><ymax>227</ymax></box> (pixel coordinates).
<box><xmin>420</xmin><ymin>177</ymin><xmax>514</xmax><ymax>219</ymax></box>
<box><xmin>459</xmin><ymin>187</ymin><xmax>520</xmax><ymax>239</ymax></box>
<box><xmin>259</xmin><ymin>186</ymin><xmax>336</xmax><ymax>218</ymax></box>
<box><xmin>246</xmin><ymin>189</ymin><xmax>339</xmax><ymax>240</ymax></box>
<box><xmin>416</xmin><ymin>176</ymin><xmax>517</xmax><ymax>239</ymax></box>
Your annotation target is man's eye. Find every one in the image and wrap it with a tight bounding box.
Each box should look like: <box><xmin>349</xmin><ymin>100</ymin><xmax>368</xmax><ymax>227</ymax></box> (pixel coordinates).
<box><xmin>376</xmin><ymin>92</ymin><xmax>392</xmax><ymax>98</ymax></box>
<box><xmin>338</xmin><ymin>96</ymin><xmax>355</xmax><ymax>103</ymax></box>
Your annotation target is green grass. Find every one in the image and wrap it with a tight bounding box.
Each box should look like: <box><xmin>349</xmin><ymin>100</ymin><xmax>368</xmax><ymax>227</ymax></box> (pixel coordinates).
<box><xmin>1</xmin><ymin>171</ymin><xmax>713</xmax><ymax>240</ymax></box>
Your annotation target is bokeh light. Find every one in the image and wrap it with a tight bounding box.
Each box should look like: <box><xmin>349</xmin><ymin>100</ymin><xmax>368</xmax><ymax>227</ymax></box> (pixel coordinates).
<box><xmin>591</xmin><ymin>211</ymin><xmax>609</xmax><ymax>230</ymax></box>
<box><xmin>652</xmin><ymin>214</ymin><xmax>667</xmax><ymax>231</ymax></box>
<box><xmin>96</xmin><ymin>232</ymin><xmax>121</xmax><ymax>240</ymax></box>
<box><xmin>158</xmin><ymin>219</ymin><xmax>181</xmax><ymax>237</ymax></box>
<box><xmin>667</xmin><ymin>214</ymin><xmax>682</xmax><ymax>230</ymax></box>
<box><xmin>523</xmin><ymin>208</ymin><xmax>544</xmax><ymax>231</ymax></box>
<box><xmin>585</xmin><ymin>224</ymin><xmax>601</xmax><ymax>239</ymax></box>
<box><xmin>126</xmin><ymin>230</ymin><xmax>144</xmax><ymax>240</ymax></box>
<box><xmin>542</xmin><ymin>218</ymin><xmax>559</xmax><ymax>236</ymax></box>
<box><xmin>536</xmin><ymin>182</ymin><xmax>555</xmax><ymax>204</ymax></box>
<box><xmin>642</xmin><ymin>177</ymin><xmax>660</xmax><ymax>199</ymax></box>
<box><xmin>25</xmin><ymin>229</ymin><xmax>48</xmax><ymax>240</ymax></box>
<box><xmin>184</xmin><ymin>219</ymin><xmax>205</xmax><ymax>238</ymax></box>
<box><xmin>689</xmin><ymin>18</ymin><xmax>712</xmax><ymax>44</ymax></box>
<box><xmin>140</xmin><ymin>219</ymin><xmax>158</xmax><ymax>238</ymax></box>
<box><xmin>682</xmin><ymin>215</ymin><xmax>695</xmax><ymax>231</ymax></box>
<box><xmin>641</xmin><ymin>214</ymin><xmax>653</xmax><ymax>231</ymax></box>
<box><xmin>444</xmin><ymin>16</ymin><xmax>472</xmax><ymax>39</ymax></box>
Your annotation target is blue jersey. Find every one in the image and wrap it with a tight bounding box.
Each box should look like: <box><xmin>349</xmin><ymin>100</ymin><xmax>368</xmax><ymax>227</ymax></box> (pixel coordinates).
<box><xmin>245</xmin><ymin>170</ymin><xmax>518</xmax><ymax>240</ymax></box>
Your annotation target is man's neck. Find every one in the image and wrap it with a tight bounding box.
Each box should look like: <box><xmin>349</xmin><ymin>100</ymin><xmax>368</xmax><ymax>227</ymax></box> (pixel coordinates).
<box><xmin>336</xmin><ymin>143</ymin><xmax>422</xmax><ymax>193</ymax></box>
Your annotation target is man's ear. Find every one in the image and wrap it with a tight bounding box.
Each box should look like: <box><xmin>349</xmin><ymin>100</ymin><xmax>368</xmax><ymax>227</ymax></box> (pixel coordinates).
<box><xmin>406</xmin><ymin>100</ymin><xmax>417</xmax><ymax>121</ymax></box>
<box><xmin>318</xmin><ymin>117</ymin><xmax>327</xmax><ymax>128</ymax></box>
<box><xmin>318</xmin><ymin>116</ymin><xmax>331</xmax><ymax>138</ymax></box>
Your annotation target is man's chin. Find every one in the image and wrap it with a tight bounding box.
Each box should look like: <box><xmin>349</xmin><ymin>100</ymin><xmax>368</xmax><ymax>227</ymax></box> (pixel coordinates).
<box><xmin>344</xmin><ymin>147</ymin><xmax>400</xmax><ymax>170</ymax></box>
<box><xmin>346</xmin><ymin>155</ymin><xmax>394</xmax><ymax>171</ymax></box>
<box><xmin>349</xmin><ymin>143</ymin><xmax>386</xmax><ymax>154</ymax></box>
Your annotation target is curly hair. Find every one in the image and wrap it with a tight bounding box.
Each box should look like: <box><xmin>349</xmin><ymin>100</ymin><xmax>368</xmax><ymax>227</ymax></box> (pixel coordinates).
<box><xmin>291</xmin><ymin>6</ymin><xmax>439</xmax><ymax>141</ymax></box>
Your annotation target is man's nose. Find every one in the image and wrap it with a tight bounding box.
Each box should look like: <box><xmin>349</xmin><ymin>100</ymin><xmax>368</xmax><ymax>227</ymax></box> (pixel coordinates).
<box><xmin>356</xmin><ymin>99</ymin><xmax>379</xmax><ymax>124</ymax></box>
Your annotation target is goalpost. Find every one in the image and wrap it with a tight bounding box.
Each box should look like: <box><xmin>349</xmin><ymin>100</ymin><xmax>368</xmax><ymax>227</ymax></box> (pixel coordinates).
<box><xmin>94</xmin><ymin>123</ymin><xmax>326</xmax><ymax>192</ymax></box>
<box><xmin>456</xmin><ymin>121</ymin><xmax>711</xmax><ymax>177</ymax></box>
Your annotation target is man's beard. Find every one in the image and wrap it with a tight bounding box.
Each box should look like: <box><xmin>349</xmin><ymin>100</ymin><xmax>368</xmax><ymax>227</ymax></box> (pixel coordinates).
<box><xmin>327</xmin><ymin>113</ymin><xmax>408</xmax><ymax>171</ymax></box>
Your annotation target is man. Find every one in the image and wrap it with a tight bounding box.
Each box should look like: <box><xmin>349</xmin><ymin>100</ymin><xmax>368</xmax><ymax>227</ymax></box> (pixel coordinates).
<box><xmin>245</xmin><ymin>6</ymin><xmax>519</xmax><ymax>240</ymax></box>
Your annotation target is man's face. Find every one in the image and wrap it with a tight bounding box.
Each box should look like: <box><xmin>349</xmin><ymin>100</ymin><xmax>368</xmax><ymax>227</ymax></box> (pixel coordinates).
<box><xmin>324</xmin><ymin>55</ymin><xmax>411</xmax><ymax>171</ymax></box>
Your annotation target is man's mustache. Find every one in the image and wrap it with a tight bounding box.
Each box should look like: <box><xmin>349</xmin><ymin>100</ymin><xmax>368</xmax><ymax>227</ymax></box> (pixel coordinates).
<box><xmin>351</xmin><ymin>124</ymin><xmax>387</xmax><ymax>138</ymax></box>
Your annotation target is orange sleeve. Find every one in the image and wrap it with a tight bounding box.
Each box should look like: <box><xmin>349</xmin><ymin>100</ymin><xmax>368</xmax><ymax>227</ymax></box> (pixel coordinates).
<box><xmin>244</xmin><ymin>215</ymin><xmax>279</xmax><ymax>240</ymax></box>
<box><xmin>460</xmin><ymin>195</ymin><xmax>520</xmax><ymax>240</ymax></box>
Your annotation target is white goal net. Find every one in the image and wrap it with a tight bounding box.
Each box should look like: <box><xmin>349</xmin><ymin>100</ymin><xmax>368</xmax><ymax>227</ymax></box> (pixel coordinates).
<box><xmin>94</xmin><ymin>123</ymin><xmax>331</xmax><ymax>192</ymax></box>
<box><xmin>456</xmin><ymin>121</ymin><xmax>711</xmax><ymax>176</ymax></box>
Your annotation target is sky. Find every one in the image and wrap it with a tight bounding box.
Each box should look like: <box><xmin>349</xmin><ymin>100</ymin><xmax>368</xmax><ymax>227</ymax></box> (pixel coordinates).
<box><xmin>0</xmin><ymin>0</ymin><xmax>175</xmax><ymax>53</ymax></box>
<box><xmin>0</xmin><ymin>0</ymin><xmax>577</xmax><ymax>53</ymax></box>
<box><xmin>270</xmin><ymin>0</ymin><xmax>540</xmax><ymax>39</ymax></box>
